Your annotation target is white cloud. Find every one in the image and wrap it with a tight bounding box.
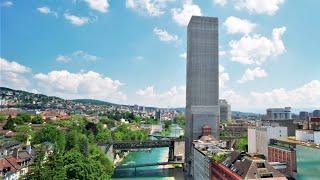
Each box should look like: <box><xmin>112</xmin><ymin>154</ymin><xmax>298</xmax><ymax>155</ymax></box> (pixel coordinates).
<box><xmin>56</xmin><ymin>51</ymin><xmax>99</xmax><ymax>62</ymax></box>
<box><xmin>180</xmin><ymin>52</ymin><xmax>187</xmax><ymax>59</ymax></box>
<box><xmin>224</xmin><ymin>16</ymin><xmax>256</xmax><ymax>34</ymax></box>
<box><xmin>0</xmin><ymin>57</ymin><xmax>31</xmax><ymax>90</ymax></box>
<box><xmin>234</xmin><ymin>0</ymin><xmax>285</xmax><ymax>15</ymax></box>
<box><xmin>56</xmin><ymin>55</ymin><xmax>71</xmax><ymax>62</ymax></box>
<box><xmin>219</xmin><ymin>51</ymin><xmax>226</xmax><ymax>56</ymax></box>
<box><xmin>153</xmin><ymin>28</ymin><xmax>178</xmax><ymax>42</ymax></box>
<box><xmin>84</xmin><ymin>0</ymin><xmax>109</xmax><ymax>13</ymax></box>
<box><xmin>250</xmin><ymin>80</ymin><xmax>320</xmax><ymax>109</ymax></box>
<box><xmin>229</xmin><ymin>26</ymin><xmax>286</xmax><ymax>65</ymax></box>
<box><xmin>126</xmin><ymin>0</ymin><xmax>173</xmax><ymax>16</ymax></box>
<box><xmin>0</xmin><ymin>1</ymin><xmax>13</xmax><ymax>7</ymax></box>
<box><xmin>37</xmin><ymin>6</ymin><xmax>58</xmax><ymax>17</ymax></box>
<box><xmin>134</xmin><ymin>56</ymin><xmax>144</xmax><ymax>61</ymax></box>
<box><xmin>136</xmin><ymin>86</ymin><xmax>186</xmax><ymax>107</ymax></box>
<box><xmin>64</xmin><ymin>13</ymin><xmax>89</xmax><ymax>26</ymax></box>
<box><xmin>213</xmin><ymin>0</ymin><xmax>227</xmax><ymax>6</ymax></box>
<box><xmin>171</xmin><ymin>0</ymin><xmax>202</xmax><ymax>26</ymax></box>
<box><xmin>72</xmin><ymin>50</ymin><xmax>99</xmax><ymax>61</ymax></box>
<box><xmin>34</xmin><ymin>70</ymin><xmax>127</xmax><ymax>103</ymax></box>
<box><xmin>221</xmin><ymin>80</ymin><xmax>320</xmax><ymax>111</ymax></box>
<box><xmin>237</xmin><ymin>67</ymin><xmax>268</xmax><ymax>83</ymax></box>
<box><xmin>219</xmin><ymin>64</ymin><xmax>229</xmax><ymax>88</ymax></box>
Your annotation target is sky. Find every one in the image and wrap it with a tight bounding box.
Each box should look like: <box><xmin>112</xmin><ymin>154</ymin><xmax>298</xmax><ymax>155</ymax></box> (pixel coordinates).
<box><xmin>1</xmin><ymin>0</ymin><xmax>320</xmax><ymax>112</ymax></box>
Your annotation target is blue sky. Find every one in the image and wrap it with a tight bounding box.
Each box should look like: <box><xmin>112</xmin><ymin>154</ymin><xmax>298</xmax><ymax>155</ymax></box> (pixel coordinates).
<box><xmin>1</xmin><ymin>0</ymin><xmax>320</xmax><ymax>112</ymax></box>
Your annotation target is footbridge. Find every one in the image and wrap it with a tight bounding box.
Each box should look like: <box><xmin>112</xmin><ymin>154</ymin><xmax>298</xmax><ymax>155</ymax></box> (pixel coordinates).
<box><xmin>116</xmin><ymin>161</ymin><xmax>183</xmax><ymax>169</ymax></box>
<box><xmin>110</xmin><ymin>139</ymin><xmax>185</xmax><ymax>162</ymax></box>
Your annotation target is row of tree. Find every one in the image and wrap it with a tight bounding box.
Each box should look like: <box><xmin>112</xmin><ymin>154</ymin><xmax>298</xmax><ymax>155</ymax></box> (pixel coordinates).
<box><xmin>24</xmin><ymin>117</ymin><xmax>114</xmax><ymax>179</ymax></box>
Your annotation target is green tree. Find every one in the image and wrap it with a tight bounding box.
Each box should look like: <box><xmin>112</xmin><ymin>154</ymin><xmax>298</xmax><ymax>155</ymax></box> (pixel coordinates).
<box><xmin>78</xmin><ymin>135</ymin><xmax>89</xmax><ymax>155</ymax></box>
<box><xmin>17</xmin><ymin>113</ymin><xmax>32</xmax><ymax>122</ymax></box>
<box><xmin>212</xmin><ymin>153</ymin><xmax>228</xmax><ymax>163</ymax></box>
<box><xmin>235</xmin><ymin>137</ymin><xmax>248</xmax><ymax>152</ymax></box>
<box><xmin>63</xmin><ymin>149</ymin><xmax>109</xmax><ymax>179</ymax></box>
<box><xmin>24</xmin><ymin>145</ymin><xmax>46</xmax><ymax>179</ymax></box>
<box><xmin>14</xmin><ymin>125</ymin><xmax>32</xmax><ymax>143</ymax></box>
<box><xmin>13</xmin><ymin>116</ymin><xmax>24</xmax><ymax>125</ymax></box>
<box><xmin>3</xmin><ymin>118</ymin><xmax>15</xmax><ymax>130</ymax></box>
<box><xmin>32</xmin><ymin>125</ymin><xmax>66</xmax><ymax>153</ymax></box>
<box><xmin>32</xmin><ymin>115</ymin><xmax>44</xmax><ymax>124</ymax></box>
<box><xmin>89</xmin><ymin>145</ymin><xmax>114</xmax><ymax>178</ymax></box>
<box><xmin>0</xmin><ymin>113</ymin><xmax>6</xmax><ymax>122</ymax></box>
<box><xmin>96</xmin><ymin>129</ymin><xmax>112</xmax><ymax>144</ymax></box>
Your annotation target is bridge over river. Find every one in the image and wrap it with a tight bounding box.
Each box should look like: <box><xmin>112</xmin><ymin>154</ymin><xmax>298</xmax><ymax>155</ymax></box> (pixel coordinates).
<box><xmin>110</xmin><ymin>139</ymin><xmax>184</xmax><ymax>162</ymax></box>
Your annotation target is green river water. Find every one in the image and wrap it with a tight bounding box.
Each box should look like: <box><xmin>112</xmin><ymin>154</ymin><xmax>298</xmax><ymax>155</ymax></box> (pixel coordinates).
<box><xmin>112</xmin><ymin>124</ymin><xmax>184</xmax><ymax>180</ymax></box>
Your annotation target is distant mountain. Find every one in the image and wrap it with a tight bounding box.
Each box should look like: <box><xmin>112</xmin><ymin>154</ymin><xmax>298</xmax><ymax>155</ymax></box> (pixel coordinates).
<box><xmin>72</xmin><ymin>99</ymin><xmax>115</xmax><ymax>106</ymax></box>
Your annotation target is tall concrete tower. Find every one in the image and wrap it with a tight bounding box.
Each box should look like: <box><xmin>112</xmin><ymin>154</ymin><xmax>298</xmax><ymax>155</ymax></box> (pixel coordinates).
<box><xmin>185</xmin><ymin>16</ymin><xmax>219</xmax><ymax>175</ymax></box>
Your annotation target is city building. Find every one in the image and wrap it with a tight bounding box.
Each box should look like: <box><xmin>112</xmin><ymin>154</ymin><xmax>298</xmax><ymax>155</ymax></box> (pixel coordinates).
<box><xmin>268</xmin><ymin>139</ymin><xmax>297</xmax><ymax>178</ymax></box>
<box><xmin>219</xmin><ymin>99</ymin><xmax>231</xmax><ymax>121</ymax></box>
<box><xmin>248</xmin><ymin>125</ymin><xmax>287</xmax><ymax>158</ymax></box>
<box><xmin>266</xmin><ymin>107</ymin><xmax>292</xmax><ymax>120</ymax></box>
<box><xmin>222</xmin><ymin>122</ymin><xmax>248</xmax><ymax>137</ymax></box>
<box><xmin>268</xmin><ymin>137</ymin><xmax>320</xmax><ymax>179</ymax></box>
<box><xmin>299</xmin><ymin>111</ymin><xmax>309</xmax><ymax>121</ymax></box>
<box><xmin>308</xmin><ymin>117</ymin><xmax>320</xmax><ymax>130</ymax></box>
<box><xmin>155</xmin><ymin>109</ymin><xmax>161</xmax><ymax>121</ymax></box>
<box><xmin>192</xmin><ymin>125</ymin><xmax>229</xmax><ymax>180</ymax></box>
<box><xmin>295</xmin><ymin>129</ymin><xmax>320</xmax><ymax>144</ymax></box>
<box><xmin>213</xmin><ymin>151</ymin><xmax>286</xmax><ymax>180</ymax></box>
<box><xmin>313</xmin><ymin>110</ymin><xmax>320</xmax><ymax>117</ymax></box>
<box><xmin>185</xmin><ymin>16</ymin><xmax>219</xmax><ymax>176</ymax></box>
<box><xmin>0</xmin><ymin>142</ymin><xmax>33</xmax><ymax>180</ymax></box>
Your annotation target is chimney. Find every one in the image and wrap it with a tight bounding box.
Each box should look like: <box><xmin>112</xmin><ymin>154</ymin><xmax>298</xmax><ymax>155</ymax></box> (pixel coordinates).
<box><xmin>202</xmin><ymin>125</ymin><xmax>211</xmax><ymax>136</ymax></box>
<box><xmin>13</xmin><ymin>148</ymin><xmax>19</xmax><ymax>158</ymax></box>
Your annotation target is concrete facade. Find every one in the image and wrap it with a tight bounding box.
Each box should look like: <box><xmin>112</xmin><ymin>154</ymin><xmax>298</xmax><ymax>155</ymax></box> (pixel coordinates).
<box><xmin>185</xmin><ymin>16</ymin><xmax>219</xmax><ymax>176</ymax></box>
<box><xmin>219</xmin><ymin>99</ymin><xmax>231</xmax><ymax>121</ymax></box>
<box><xmin>193</xmin><ymin>147</ymin><xmax>211</xmax><ymax>180</ymax></box>
<box><xmin>248</xmin><ymin>126</ymin><xmax>287</xmax><ymax>158</ymax></box>
<box><xmin>266</xmin><ymin>107</ymin><xmax>292</xmax><ymax>120</ymax></box>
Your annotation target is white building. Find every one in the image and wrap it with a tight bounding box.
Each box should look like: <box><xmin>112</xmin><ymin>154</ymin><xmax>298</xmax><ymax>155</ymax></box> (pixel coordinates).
<box><xmin>296</xmin><ymin>129</ymin><xmax>320</xmax><ymax>144</ymax></box>
<box><xmin>248</xmin><ymin>126</ymin><xmax>287</xmax><ymax>158</ymax></box>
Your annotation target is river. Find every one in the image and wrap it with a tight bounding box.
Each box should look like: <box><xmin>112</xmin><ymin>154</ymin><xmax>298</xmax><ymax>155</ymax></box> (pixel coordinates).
<box><xmin>112</xmin><ymin>124</ymin><xmax>184</xmax><ymax>180</ymax></box>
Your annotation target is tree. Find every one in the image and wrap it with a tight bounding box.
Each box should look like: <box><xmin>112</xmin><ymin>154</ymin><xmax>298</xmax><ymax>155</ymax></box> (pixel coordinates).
<box><xmin>78</xmin><ymin>135</ymin><xmax>89</xmax><ymax>155</ymax></box>
<box><xmin>13</xmin><ymin>116</ymin><xmax>24</xmax><ymax>125</ymax></box>
<box><xmin>24</xmin><ymin>146</ymin><xmax>46</xmax><ymax>180</ymax></box>
<box><xmin>14</xmin><ymin>125</ymin><xmax>32</xmax><ymax>143</ymax></box>
<box><xmin>0</xmin><ymin>113</ymin><xmax>6</xmax><ymax>122</ymax></box>
<box><xmin>88</xmin><ymin>145</ymin><xmax>114</xmax><ymax>178</ymax></box>
<box><xmin>96</xmin><ymin>129</ymin><xmax>111</xmax><ymax>143</ymax></box>
<box><xmin>3</xmin><ymin>116</ymin><xmax>15</xmax><ymax>130</ymax></box>
<box><xmin>32</xmin><ymin>125</ymin><xmax>66</xmax><ymax>153</ymax></box>
<box><xmin>212</xmin><ymin>152</ymin><xmax>228</xmax><ymax>163</ymax></box>
<box><xmin>32</xmin><ymin>115</ymin><xmax>44</xmax><ymax>124</ymax></box>
<box><xmin>65</xmin><ymin>130</ymin><xmax>78</xmax><ymax>151</ymax></box>
<box><xmin>63</xmin><ymin>149</ymin><xmax>109</xmax><ymax>179</ymax></box>
<box><xmin>16</xmin><ymin>113</ymin><xmax>32</xmax><ymax>122</ymax></box>
<box><xmin>235</xmin><ymin>137</ymin><xmax>248</xmax><ymax>152</ymax></box>
<box><xmin>85</xmin><ymin>122</ymin><xmax>98</xmax><ymax>135</ymax></box>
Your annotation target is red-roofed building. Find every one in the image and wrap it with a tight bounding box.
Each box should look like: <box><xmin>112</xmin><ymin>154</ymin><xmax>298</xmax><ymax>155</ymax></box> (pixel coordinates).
<box><xmin>0</xmin><ymin>149</ymin><xmax>33</xmax><ymax>180</ymax></box>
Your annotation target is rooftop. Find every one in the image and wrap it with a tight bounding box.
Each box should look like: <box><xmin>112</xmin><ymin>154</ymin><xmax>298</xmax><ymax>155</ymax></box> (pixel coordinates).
<box><xmin>221</xmin><ymin>151</ymin><xmax>286</xmax><ymax>179</ymax></box>
<box><xmin>274</xmin><ymin>136</ymin><xmax>320</xmax><ymax>149</ymax></box>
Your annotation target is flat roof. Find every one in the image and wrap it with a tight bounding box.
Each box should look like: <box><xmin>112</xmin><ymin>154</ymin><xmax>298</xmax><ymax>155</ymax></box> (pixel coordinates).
<box><xmin>274</xmin><ymin>137</ymin><xmax>320</xmax><ymax>149</ymax></box>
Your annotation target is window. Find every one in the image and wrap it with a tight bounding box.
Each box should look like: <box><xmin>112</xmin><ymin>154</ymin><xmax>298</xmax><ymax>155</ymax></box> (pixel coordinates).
<box><xmin>256</xmin><ymin>162</ymin><xmax>266</xmax><ymax>168</ymax></box>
